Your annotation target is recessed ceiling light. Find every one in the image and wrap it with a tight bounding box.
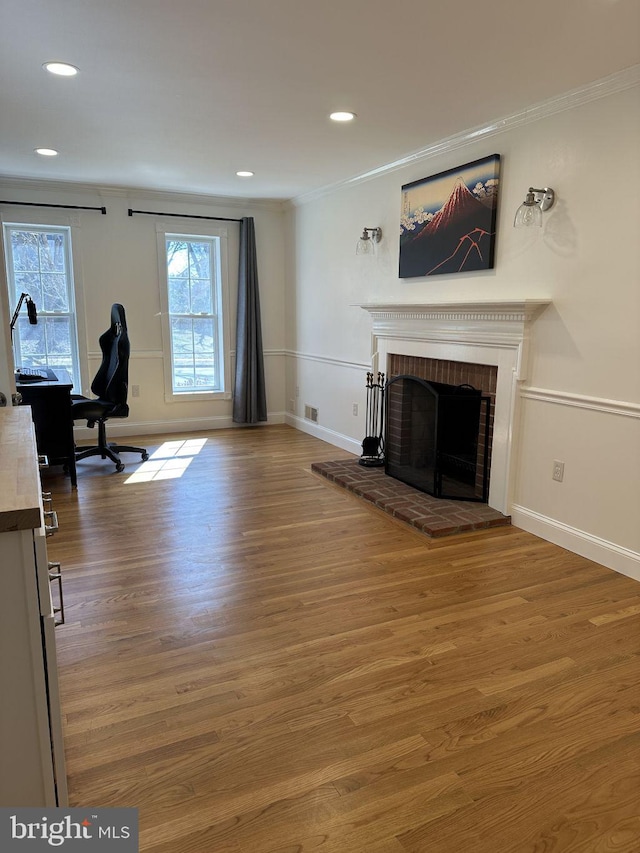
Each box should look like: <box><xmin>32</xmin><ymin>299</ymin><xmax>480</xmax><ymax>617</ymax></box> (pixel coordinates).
<box><xmin>330</xmin><ymin>111</ymin><xmax>356</xmax><ymax>122</ymax></box>
<box><xmin>43</xmin><ymin>61</ymin><xmax>79</xmax><ymax>77</ymax></box>
<box><xmin>236</xmin><ymin>171</ymin><xmax>254</xmax><ymax>178</ymax></box>
<box><xmin>35</xmin><ymin>148</ymin><xmax>58</xmax><ymax>157</ymax></box>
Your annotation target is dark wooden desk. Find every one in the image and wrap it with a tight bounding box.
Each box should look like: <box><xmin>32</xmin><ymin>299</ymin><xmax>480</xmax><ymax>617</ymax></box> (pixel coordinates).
<box><xmin>17</xmin><ymin>369</ymin><xmax>77</xmax><ymax>488</ymax></box>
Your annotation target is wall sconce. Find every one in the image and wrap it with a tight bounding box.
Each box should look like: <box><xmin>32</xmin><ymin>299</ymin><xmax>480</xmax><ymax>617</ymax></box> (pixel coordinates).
<box><xmin>513</xmin><ymin>187</ymin><xmax>555</xmax><ymax>228</ymax></box>
<box><xmin>356</xmin><ymin>227</ymin><xmax>382</xmax><ymax>255</ymax></box>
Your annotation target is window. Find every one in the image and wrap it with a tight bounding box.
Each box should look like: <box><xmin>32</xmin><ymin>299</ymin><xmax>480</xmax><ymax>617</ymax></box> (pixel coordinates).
<box><xmin>3</xmin><ymin>223</ymin><xmax>81</xmax><ymax>389</ymax></box>
<box><xmin>164</xmin><ymin>233</ymin><xmax>226</xmax><ymax>395</ymax></box>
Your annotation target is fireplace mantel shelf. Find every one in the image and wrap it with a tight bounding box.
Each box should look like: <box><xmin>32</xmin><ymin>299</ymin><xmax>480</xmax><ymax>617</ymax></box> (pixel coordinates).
<box><xmin>358</xmin><ymin>300</ymin><xmax>551</xmax><ymax>324</ymax></box>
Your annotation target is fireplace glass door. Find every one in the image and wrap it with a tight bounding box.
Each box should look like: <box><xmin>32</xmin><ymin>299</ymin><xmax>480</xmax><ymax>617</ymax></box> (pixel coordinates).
<box><xmin>385</xmin><ymin>375</ymin><xmax>490</xmax><ymax>501</ymax></box>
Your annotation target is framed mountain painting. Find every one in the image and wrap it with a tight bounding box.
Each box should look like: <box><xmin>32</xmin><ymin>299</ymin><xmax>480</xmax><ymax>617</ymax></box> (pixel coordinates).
<box><xmin>399</xmin><ymin>154</ymin><xmax>500</xmax><ymax>278</ymax></box>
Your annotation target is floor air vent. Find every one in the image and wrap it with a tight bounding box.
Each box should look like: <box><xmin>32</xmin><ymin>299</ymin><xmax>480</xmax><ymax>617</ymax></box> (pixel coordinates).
<box><xmin>304</xmin><ymin>405</ymin><xmax>318</xmax><ymax>423</ymax></box>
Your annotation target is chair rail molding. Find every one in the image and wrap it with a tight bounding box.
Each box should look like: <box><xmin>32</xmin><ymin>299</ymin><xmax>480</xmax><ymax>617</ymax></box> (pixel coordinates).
<box><xmin>520</xmin><ymin>386</ymin><xmax>640</xmax><ymax>419</ymax></box>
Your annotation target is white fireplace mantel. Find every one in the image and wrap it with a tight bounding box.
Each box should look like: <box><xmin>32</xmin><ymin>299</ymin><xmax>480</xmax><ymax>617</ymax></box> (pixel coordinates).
<box><xmin>359</xmin><ymin>300</ymin><xmax>550</xmax><ymax>350</ymax></box>
<box><xmin>358</xmin><ymin>300</ymin><xmax>551</xmax><ymax>515</ymax></box>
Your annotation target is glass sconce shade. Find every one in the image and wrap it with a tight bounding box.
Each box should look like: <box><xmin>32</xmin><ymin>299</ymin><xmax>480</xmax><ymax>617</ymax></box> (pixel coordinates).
<box><xmin>514</xmin><ymin>187</ymin><xmax>555</xmax><ymax>228</ymax></box>
<box><xmin>514</xmin><ymin>196</ymin><xmax>542</xmax><ymax>227</ymax></box>
<box><xmin>356</xmin><ymin>230</ymin><xmax>375</xmax><ymax>255</ymax></box>
<box><xmin>356</xmin><ymin>227</ymin><xmax>382</xmax><ymax>255</ymax></box>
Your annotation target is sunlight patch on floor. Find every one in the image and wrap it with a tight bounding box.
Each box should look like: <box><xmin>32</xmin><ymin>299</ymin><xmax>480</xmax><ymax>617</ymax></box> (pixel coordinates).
<box><xmin>124</xmin><ymin>438</ymin><xmax>207</xmax><ymax>483</ymax></box>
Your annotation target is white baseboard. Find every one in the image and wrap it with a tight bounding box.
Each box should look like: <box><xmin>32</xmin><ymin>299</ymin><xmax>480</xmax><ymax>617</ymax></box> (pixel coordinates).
<box><xmin>511</xmin><ymin>504</ymin><xmax>640</xmax><ymax>584</ymax></box>
<box><xmin>74</xmin><ymin>411</ymin><xmax>286</xmax><ymax>440</ymax></box>
<box><xmin>285</xmin><ymin>413</ymin><xmax>361</xmax><ymax>455</ymax></box>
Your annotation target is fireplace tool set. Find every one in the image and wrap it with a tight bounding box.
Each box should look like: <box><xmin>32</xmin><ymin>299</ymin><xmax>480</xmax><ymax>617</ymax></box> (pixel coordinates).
<box><xmin>359</xmin><ymin>371</ymin><xmax>385</xmax><ymax>467</ymax></box>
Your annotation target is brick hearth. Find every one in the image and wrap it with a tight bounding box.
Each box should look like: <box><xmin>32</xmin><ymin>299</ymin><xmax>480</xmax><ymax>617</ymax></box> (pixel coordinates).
<box><xmin>311</xmin><ymin>459</ymin><xmax>510</xmax><ymax>538</ymax></box>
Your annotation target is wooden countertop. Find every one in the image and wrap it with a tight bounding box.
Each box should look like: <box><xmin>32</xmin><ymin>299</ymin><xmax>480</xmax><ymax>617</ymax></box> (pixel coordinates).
<box><xmin>0</xmin><ymin>407</ymin><xmax>42</xmax><ymax>533</ymax></box>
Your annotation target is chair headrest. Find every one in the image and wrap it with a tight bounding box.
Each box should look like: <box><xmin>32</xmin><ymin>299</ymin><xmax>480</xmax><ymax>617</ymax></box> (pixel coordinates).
<box><xmin>111</xmin><ymin>303</ymin><xmax>127</xmax><ymax>332</ymax></box>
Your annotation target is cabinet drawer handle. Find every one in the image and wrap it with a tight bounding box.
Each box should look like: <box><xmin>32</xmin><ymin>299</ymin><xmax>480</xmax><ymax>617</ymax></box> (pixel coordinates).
<box><xmin>48</xmin><ymin>561</ymin><xmax>65</xmax><ymax>626</ymax></box>
<box><xmin>44</xmin><ymin>510</ymin><xmax>59</xmax><ymax>536</ymax></box>
<box><xmin>42</xmin><ymin>491</ymin><xmax>53</xmax><ymax>509</ymax></box>
<box><xmin>38</xmin><ymin>455</ymin><xmax>49</xmax><ymax>469</ymax></box>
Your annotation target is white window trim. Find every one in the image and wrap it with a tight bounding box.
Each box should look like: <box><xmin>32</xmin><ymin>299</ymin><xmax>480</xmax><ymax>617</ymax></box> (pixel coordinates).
<box><xmin>156</xmin><ymin>221</ymin><xmax>232</xmax><ymax>403</ymax></box>
<box><xmin>1</xmin><ymin>210</ymin><xmax>89</xmax><ymax>393</ymax></box>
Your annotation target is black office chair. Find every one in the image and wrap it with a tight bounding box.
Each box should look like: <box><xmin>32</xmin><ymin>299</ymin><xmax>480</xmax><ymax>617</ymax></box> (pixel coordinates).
<box><xmin>72</xmin><ymin>303</ymin><xmax>149</xmax><ymax>473</ymax></box>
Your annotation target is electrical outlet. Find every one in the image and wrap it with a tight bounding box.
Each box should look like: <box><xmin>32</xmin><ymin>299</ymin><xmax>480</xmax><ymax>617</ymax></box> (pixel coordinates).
<box><xmin>552</xmin><ymin>460</ymin><xmax>564</xmax><ymax>482</ymax></box>
<box><xmin>289</xmin><ymin>398</ymin><xmax>295</xmax><ymax>412</ymax></box>
<box><xmin>131</xmin><ymin>384</ymin><xmax>140</xmax><ymax>398</ymax></box>
<box><xmin>352</xmin><ymin>403</ymin><xmax>358</xmax><ymax>416</ymax></box>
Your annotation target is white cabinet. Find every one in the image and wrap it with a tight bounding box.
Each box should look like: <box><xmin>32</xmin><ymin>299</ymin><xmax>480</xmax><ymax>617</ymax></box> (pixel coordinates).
<box><xmin>0</xmin><ymin>408</ymin><xmax>67</xmax><ymax>806</ymax></box>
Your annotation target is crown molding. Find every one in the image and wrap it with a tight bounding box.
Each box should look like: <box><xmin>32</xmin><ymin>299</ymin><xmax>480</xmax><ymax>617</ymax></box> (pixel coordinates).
<box><xmin>292</xmin><ymin>64</ymin><xmax>640</xmax><ymax>207</ymax></box>
<box><xmin>0</xmin><ymin>175</ymin><xmax>287</xmax><ymax>213</ymax></box>
<box><xmin>104</xmin><ymin>186</ymin><xmax>286</xmax><ymax>212</ymax></box>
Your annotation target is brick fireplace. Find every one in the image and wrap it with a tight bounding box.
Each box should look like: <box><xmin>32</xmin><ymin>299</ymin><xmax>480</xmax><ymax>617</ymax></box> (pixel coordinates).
<box><xmin>386</xmin><ymin>355</ymin><xmax>497</xmax><ymax>501</ymax></box>
<box><xmin>358</xmin><ymin>301</ymin><xmax>550</xmax><ymax>515</ymax></box>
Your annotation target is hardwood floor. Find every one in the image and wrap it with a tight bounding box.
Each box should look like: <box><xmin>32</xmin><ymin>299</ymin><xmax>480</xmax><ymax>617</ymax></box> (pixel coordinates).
<box><xmin>45</xmin><ymin>425</ymin><xmax>640</xmax><ymax>852</ymax></box>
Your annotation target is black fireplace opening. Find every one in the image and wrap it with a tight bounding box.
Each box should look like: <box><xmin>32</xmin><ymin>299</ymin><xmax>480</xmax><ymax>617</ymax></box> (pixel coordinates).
<box><xmin>385</xmin><ymin>375</ymin><xmax>490</xmax><ymax>502</ymax></box>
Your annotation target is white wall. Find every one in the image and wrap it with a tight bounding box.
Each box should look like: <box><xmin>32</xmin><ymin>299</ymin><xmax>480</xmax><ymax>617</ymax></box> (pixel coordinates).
<box><xmin>0</xmin><ymin>183</ymin><xmax>287</xmax><ymax>433</ymax></box>
<box><xmin>285</xmin><ymin>82</ymin><xmax>640</xmax><ymax>579</ymax></box>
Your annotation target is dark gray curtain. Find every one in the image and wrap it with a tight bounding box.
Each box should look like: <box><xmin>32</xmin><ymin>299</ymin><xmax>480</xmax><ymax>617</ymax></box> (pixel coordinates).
<box><xmin>233</xmin><ymin>217</ymin><xmax>267</xmax><ymax>423</ymax></box>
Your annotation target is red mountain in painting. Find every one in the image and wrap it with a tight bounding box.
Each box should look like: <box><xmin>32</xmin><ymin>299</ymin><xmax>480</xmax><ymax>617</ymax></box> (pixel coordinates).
<box><xmin>418</xmin><ymin>176</ymin><xmax>488</xmax><ymax>240</ymax></box>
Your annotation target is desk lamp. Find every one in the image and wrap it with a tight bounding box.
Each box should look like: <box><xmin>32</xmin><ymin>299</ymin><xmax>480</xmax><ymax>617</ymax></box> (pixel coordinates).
<box><xmin>10</xmin><ymin>292</ymin><xmax>38</xmax><ymax>339</ymax></box>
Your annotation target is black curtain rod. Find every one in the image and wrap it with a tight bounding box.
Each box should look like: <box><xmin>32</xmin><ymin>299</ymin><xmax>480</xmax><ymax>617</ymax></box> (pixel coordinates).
<box><xmin>128</xmin><ymin>208</ymin><xmax>241</xmax><ymax>222</ymax></box>
<box><xmin>0</xmin><ymin>200</ymin><xmax>106</xmax><ymax>214</ymax></box>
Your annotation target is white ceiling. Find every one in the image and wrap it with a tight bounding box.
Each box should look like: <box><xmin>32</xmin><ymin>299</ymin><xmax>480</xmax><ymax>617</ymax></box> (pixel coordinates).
<box><xmin>1</xmin><ymin>0</ymin><xmax>639</xmax><ymax>202</ymax></box>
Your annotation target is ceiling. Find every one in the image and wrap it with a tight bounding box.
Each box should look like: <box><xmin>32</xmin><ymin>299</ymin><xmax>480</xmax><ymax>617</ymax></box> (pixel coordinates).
<box><xmin>1</xmin><ymin>0</ymin><xmax>639</xmax><ymax>202</ymax></box>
